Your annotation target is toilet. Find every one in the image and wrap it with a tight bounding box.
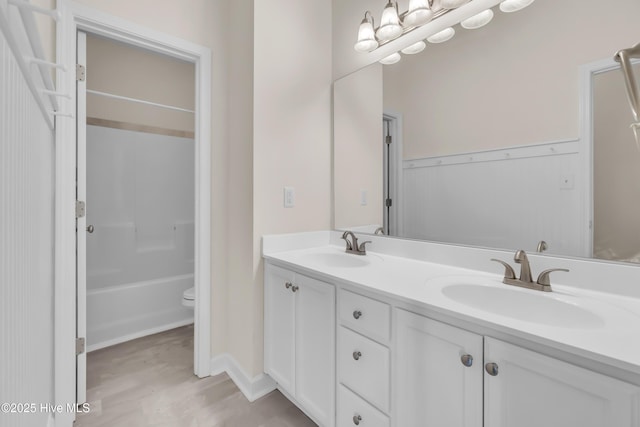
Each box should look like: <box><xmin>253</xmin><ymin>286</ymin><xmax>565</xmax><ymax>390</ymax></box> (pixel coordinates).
<box><xmin>182</xmin><ymin>287</ymin><xmax>195</xmax><ymax>309</ymax></box>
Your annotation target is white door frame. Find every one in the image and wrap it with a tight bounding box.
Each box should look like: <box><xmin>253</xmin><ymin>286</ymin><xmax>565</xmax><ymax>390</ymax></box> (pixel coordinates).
<box><xmin>383</xmin><ymin>110</ymin><xmax>404</xmax><ymax>237</ymax></box>
<box><xmin>54</xmin><ymin>2</ymin><xmax>211</xmax><ymax>425</ymax></box>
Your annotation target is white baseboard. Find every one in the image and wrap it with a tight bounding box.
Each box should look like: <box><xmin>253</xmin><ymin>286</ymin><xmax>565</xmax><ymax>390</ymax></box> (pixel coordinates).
<box><xmin>87</xmin><ymin>318</ymin><xmax>194</xmax><ymax>352</ymax></box>
<box><xmin>210</xmin><ymin>354</ymin><xmax>276</xmax><ymax>402</ymax></box>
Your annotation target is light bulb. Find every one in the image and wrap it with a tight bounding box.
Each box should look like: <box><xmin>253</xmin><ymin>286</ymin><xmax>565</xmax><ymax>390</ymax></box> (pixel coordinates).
<box><xmin>379</xmin><ymin>52</ymin><xmax>401</xmax><ymax>65</ymax></box>
<box><xmin>376</xmin><ymin>2</ymin><xmax>403</xmax><ymax>41</ymax></box>
<box><xmin>427</xmin><ymin>27</ymin><xmax>455</xmax><ymax>43</ymax></box>
<box><xmin>401</xmin><ymin>41</ymin><xmax>426</xmax><ymax>55</ymax></box>
<box><xmin>439</xmin><ymin>0</ymin><xmax>469</xmax><ymax>9</ymax></box>
<box><xmin>461</xmin><ymin>9</ymin><xmax>494</xmax><ymax>29</ymax></box>
<box><xmin>404</xmin><ymin>0</ymin><xmax>433</xmax><ymax>27</ymax></box>
<box><xmin>354</xmin><ymin>15</ymin><xmax>379</xmax><ymax>52</ymax></box>
<box><xmin>500</xmin><ymin>0</ymin><xmax>535</xmax><ymax>13</ymax></box>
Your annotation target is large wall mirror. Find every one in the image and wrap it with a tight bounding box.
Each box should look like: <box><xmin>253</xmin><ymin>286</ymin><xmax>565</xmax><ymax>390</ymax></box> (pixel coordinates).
<box><xmin>333</xmin><ymin>0</ymin><xmax>640</xmax><ymax>263</ymax></box>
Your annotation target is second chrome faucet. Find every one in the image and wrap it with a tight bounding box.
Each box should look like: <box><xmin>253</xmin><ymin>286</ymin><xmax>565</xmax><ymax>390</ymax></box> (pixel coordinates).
<box><xmin>491</xmin><ymin>250</ymin><xmax>568</xmax><ymax>292</ymax></box>
<box><xmin>341</xmin><ymin>231</ymin><xmax>371</xmax><ymax>256</ymax></box>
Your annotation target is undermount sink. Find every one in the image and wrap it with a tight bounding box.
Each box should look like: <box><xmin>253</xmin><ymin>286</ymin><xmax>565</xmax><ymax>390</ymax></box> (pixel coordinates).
<box><xmin>439</xmin><ymin>280</ymin><xmax>605</xmax><ymax>329</ymax></box>
<box><xmin>299</xmin><ymin>249</ymin><xmax>382</xmax><ymax>268</ymax></box>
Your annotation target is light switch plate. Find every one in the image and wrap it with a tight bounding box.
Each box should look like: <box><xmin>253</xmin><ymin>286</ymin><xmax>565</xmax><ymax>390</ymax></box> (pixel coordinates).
<box><xmin>360</xmin><ymin>189</ymin><xmax>368</xmax><ymax>206</ymax></box>
<box><xmin>284</xmin><ymin>186</ymin><xmax>295</xmax><ymax>208</ymax></box>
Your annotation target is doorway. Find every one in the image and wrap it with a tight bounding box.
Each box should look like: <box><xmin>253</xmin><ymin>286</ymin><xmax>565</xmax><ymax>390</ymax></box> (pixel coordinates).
<box><xmin>382</xmin><ymin>112</ymin><xmax>403</xmax><ymax>237</ymax></box>
<box><xmin>76</xmin><ymin>30</ymin><xmax>198</xmax><ymax>402</ymax></box>
<box><xmin>55</xmin><ymin>3</ymin><xmax>212</xmax><ymax>422</ymax></box>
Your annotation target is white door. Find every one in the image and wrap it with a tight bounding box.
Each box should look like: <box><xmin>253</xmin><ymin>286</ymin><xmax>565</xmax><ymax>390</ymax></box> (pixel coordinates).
<box><xmin>263</xmin><ymin>264</ymin><xmax>296</xmax><ymax>395</ymax></box>
<box><xmin>394</xmin><ymin>310</ymin><xmax>483</xmax><ymax>427</ymax></box>
<box><xmin>484</xmin><ymin>337</ymin><xmax>640</xmax><ymax>427</ymax></box>
<box><xmin>295</xmin><ymin>274</ymin><xmax>335</xmax><ymax>427</ymax></box>
<box><xmin>75</xmin><ymin>30</ymin><xmax>88</xmax><ymax>405</ymax></box>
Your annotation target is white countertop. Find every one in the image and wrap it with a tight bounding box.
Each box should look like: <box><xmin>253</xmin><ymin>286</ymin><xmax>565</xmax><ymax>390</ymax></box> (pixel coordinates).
<box><xmin>264</xmin><ymin>244</ymin><xmax>640</xmax><ymax>377</ymax></box>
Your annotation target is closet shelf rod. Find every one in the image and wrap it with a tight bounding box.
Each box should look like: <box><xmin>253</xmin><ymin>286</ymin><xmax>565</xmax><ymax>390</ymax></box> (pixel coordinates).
<box><xmin>87</xmin><ymin>90</ymin><xmax>195</xmax><ymax>114</ymax></box>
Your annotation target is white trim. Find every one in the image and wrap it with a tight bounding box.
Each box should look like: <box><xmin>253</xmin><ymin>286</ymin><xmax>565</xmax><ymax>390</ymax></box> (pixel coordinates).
<box><xmin>87</xmin><ymin>319</ymin><xmax>194</xmax><ymax>353</ymax></box>
<box><xmin>55</xmin><ymin>3</ymin><xmax>212</xmax><ymax>426</ymax></box>
<box><xmin>383</xmin><ymin>110</ymin><xmax>404</xmax><ymax>237</ymax></box>
<box><xmin>210</xmin><ymin>354</ymin><xmax>277</xmax><ymax>403</ymax></box>
<box><xmin>403</xmin><ymin>138</ymin><xmax>581</xmax><ymax>169</ymax></box>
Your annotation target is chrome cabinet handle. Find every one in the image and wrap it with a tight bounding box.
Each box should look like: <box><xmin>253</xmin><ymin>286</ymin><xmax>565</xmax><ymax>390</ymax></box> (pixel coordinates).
<box><xmin>353</xmin><ymin>351</ymin><xmax>362</xmax><ymax>361</ymax></box>
<box><xmin>353</xmin><ymin>414</ymin><xmax>362</xmax><ymax>425</ymax></box>
<box><xmin>291</xmin><ymin>285</ymin><xmax>299</xmax><ymax>292</ymax></box>
<box><xmin>485</xmin><ymin>362</ymin><xmax>499</xmax><ymax>376</ymax></box>
<box><xmin>87</xmin><ymin>225</ymin><xmax>94</xmax><ymax>233</ymax></box>
<box><xmin>285</xmin><ymin>282</ymin><xmax>292</xmax><ymax>289</ymax></box>
<box><xmin>353</xmin><ymin>310</ymin><xmax>362</xmax><ymax>320</ymax></box>
<box><xmin>460</xmin><ymin>354</ymin><xmax>473</xmax><ymax>367</ymax></box>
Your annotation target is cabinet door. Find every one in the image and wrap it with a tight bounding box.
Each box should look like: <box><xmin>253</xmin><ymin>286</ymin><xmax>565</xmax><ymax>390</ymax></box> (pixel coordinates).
<box><xmin>264</xmin><ymin>264</ymin><xmax>296</xmax><ymax>395</ymax></box>
<box><xmin>395</xmin><ymin>310</ymin><xmax>483</xmax><ymax>427</ymax></box>
<box><xmin>484</xmin><ymin>338</ymin><xmax>640</xmax><ymax>427</ymax></box>
<box><xmin>296</xmin><ymin>274</ymin><xmax>336</xmax><ymax>427</ymax></box>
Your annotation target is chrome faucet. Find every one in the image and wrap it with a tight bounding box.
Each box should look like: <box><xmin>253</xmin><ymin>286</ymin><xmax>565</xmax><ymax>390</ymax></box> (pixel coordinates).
<box><xmin>341</xmin><ymin>231</ymin><xmax>371</xmax><ymax>256</ymax></box>
<box><xmin>491</xmin><ymin>250</ymin><xmax>568</xmax><ymax>292</ymax></box>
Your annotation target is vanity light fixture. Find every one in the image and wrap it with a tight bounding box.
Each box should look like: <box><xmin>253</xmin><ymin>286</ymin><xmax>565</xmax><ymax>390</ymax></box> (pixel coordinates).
<box><xmin>404</xmin><ymin>0</ymin><xmax>434</xmax><ymax>27</ymax></box>
<box><xmin>401</xmin><ymin>40</ymin><xmax>427</xmax><ymax>54</ymax></box>
<box><xmin>499</xmin><ymin>0</ymin><xmax>535</xmax><ymax>13</ymax></box>
<box><xmin>427</xmin><ymin>27</ymin><xmax>455</xmax><ymax>43</ymax></box>
<box><xmin>354</xmin><ymin>12</ymin><xmax>379</xmax><ymax>53</ymax></box>
<box><xmin>379</xmin><ymin>52</ymin><xmax>402</xmax><ymax>65</ymax></box>
<box><xmin>460</xmin><ymin>9</ymin><xmax>494</xmax><ymax>29</ymax></box>
<box><xmin>376</xmin><ymin>1</ymin><xmax>403</xmax><ymax>41</ymax></box>
<box><xmin>354</xmin><ymin>0</ymin><xmax>536</xmax><ymax>55</ymax></box>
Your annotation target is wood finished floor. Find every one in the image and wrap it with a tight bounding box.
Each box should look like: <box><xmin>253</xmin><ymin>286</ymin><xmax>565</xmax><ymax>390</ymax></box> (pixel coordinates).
<box><xmin>75</xmin><ymin>325</ymin><xmax>316</xmax><ymax>427</ymax></box>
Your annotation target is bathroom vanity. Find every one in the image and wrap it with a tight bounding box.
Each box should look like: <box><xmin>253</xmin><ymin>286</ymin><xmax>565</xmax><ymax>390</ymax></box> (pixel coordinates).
<box><xmin>263</xmin><ymin>232</ymin><xmax>640</xmax><ymax>427</ymax></box>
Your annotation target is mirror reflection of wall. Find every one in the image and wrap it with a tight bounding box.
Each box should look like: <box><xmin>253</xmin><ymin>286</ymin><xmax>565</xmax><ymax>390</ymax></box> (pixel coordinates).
<box><xmin>333</xmin><ymin>0</ymin><xmax>640</xmax><ymax>262</ymax></box>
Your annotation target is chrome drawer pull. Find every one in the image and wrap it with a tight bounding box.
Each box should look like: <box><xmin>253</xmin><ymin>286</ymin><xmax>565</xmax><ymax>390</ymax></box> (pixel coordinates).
<box><xmin>485</xmin><ymin>362</ymin><xmax>499</xmax><ymax>376</ymax></box>
<box><xmin>353</xmin><ymin>414</ymin><xmax>362</xmax><ymax>425</ymax></box>
<box><xmin>353</xmin><ymin>351</ymin><xmax>362</xmax><ymax>361</ymax></box>
<box><xmin>460</xmin><ymin>354</ymin><xmax>473</xmax><ymax>367</ymax></box>
<box><xmin>353</xmin><ymin>310</ymin><xmax>362</xmax><ymax>320</ymax></box>
<box><xmin>291</xmin><ymin>285</ymin><xmax>299</xmax><ymax>292</ymax></box>
<box><xmin>285</xmin><ymin>281</ymin><xmax>292</xmax><ymax>289</ymax></box>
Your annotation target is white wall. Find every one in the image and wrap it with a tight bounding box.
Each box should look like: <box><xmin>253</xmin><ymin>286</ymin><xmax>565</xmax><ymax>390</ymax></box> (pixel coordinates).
<box><xmin>252</xmin><ymin>0</ymin><xmax>333</xmax><ymax>377</ymax></box>
<box><xmin>0</xmin><ymin>17</ymin><xmax>55</xmax><ymax>427</ymax></box>
<box><xmin>382</xmin><ymin>0</ymin><xmax>640</xmax><ymax>158</ymax></box>
<box><xmin>334</xmin><ymin>63</ymin><xmax>383</xmax><ymax>230</ymax></box>
<box><xmin>402</xmin><ymin>143</ymin><xmax>586</xmax><ymax>257</ymax></box>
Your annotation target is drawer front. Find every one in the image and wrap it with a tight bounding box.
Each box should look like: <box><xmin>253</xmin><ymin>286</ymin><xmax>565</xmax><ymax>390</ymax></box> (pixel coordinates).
<box><xmin>338</xmin><ymin>327</ymin><xmax>390</xmax><ymax>413</ymax></box>
<box><xmin>339</xmin><ymin>289</ymin><xmax>390</xmax><ymax>343</ymax></box>
<box><xmin>337</xmin><ymin>385</ymin><xmax>389</xmax><ymax>427</ymax></box>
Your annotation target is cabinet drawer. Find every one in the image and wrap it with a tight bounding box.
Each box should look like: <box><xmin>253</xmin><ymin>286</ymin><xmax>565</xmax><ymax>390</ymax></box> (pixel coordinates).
<box><xmin>337</xmin><ymin>385</ymin><xmax>389</xmax><ymax>427</ymax></box>
<box><xmin>338</xmin><ymin>327</ymin><xmax>390</xmax><ymax>413</ymax></box>
<box><xmin>339</xmin><ymin>289</ymin><xmax>390</xmax><ymax>343</ymax></box>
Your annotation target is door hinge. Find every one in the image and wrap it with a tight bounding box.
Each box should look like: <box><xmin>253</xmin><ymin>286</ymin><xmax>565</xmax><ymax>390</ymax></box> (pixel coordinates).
<box><xmin>385</xmin><ymin>198</ymin><xmax>393</xmax><ymax>207</ymax></box>
<box><xmin>76</xmin><ymin>200</ymin><xmax>86</xmax><ymax>218</ymax></box>
<box><xmin>76</xmin><ymin>64</ymin><xmax>86</xmax><ymax>82</ymax></box>
<box><xmin>385</xmin><ymin>135</ymin><xmax>392</xmax><ymax>145</ymax></box>
<box><xmin>76</xmin><ymin>337</ymin><xmax>85</xmax><ymax>355</ymax></box>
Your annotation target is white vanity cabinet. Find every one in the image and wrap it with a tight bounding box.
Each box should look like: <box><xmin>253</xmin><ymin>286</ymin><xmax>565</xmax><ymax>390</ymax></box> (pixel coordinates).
<box><xmin>395</xmin><ymin>309</ymin><xmax>640</xmax><ymax>427</ymax></box>
<box><xmin>395</xmin><ymin>309</ymin><xmax>483</xmax><ymax>427</ymax></box>
<box><xmin>264</xmin><ymin>264</ymin><xmax>336</xmax><ymax>427</ymax></box>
